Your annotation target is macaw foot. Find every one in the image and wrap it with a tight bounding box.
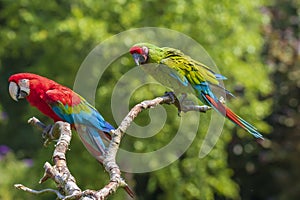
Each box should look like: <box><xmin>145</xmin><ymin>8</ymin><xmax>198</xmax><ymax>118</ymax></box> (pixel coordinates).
<box><xmin>163</xmin><ymin>91</ymin><xmax>177</xmax><ymax>104</ymax></box>
<box><xmin>162</xmin><ymin>92</ymin><xmax>211</xmax><ymax>115</ymax></box>
<box><xmin>179</xmin><ymin>93</ymin><xmax>196</xmax><ymax>106</ymax></box>
<box><xmin>177</xmin><ymin>93</ymin><xmax>192</xmax><ymax>116</ymax></box>
<box><xmin>27</xmin><ymin>117</ymin><xmax>57</xmax><ymax>146</ymax></box>
<box><xmin>42</xmin><ymin>122</ymin><xmax>66</xmax><ymax>147</ymax></box>
<box><xmin>42</xmin><ymin>124</ymin><xmax>53</xmax><ymax>139</ymax></box>
<box><xmin>162</xmin><ymin>91</ymin><xmax>182</xmax><ymax>116</ymax></box>
<box><xmin>178</xmin><ymin>93</ymin><xmax>188</xmax><ymax>104</ymax></box>
<box><xmin>42</xmin><ymin>124</ymin><xmax>59</xmax><ymax>147</ymax></box>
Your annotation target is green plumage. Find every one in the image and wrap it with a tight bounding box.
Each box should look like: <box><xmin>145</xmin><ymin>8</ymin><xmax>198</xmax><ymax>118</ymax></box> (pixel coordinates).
<box><xmin>135</xmin><ymin>43</ymin><xmax>220</xmax><ymax>86</ymax></box>
<box><xmin>130</xmin><ymin>43</ymin><xmax>263</xmax><ymax>139</ymax></box>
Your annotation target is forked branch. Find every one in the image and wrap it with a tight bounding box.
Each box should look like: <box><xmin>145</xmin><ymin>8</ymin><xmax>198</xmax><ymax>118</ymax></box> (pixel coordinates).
<box><xmin>14</xmin><ymin>92</ymin><xmax>210</xmax><ymax>199</ymax></box>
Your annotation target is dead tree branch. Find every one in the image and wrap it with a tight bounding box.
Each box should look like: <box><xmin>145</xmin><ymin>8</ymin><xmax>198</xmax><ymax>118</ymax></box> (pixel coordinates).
<box><xmin>15</xmin><ymin>119</ymin><xmax>82</xmax><ymax>199</ymax></box>
<box><xmin>14</xmin><ymin>92</ymin><xmax>210</xmax><ymax>199</ymax></box>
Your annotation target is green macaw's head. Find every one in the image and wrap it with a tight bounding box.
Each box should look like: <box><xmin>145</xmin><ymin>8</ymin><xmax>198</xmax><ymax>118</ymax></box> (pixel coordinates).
<box><xmin>129</xmin><ymin>43</ymin><xmax>163</xmax><ymax>65</ymax></box>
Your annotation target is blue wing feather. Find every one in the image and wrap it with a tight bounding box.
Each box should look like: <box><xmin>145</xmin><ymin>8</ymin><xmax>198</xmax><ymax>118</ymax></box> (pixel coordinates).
<box><xmin>215</xmin><ymin>73</ymin><xmax>227</xmax><ymax>80</ymax></box>
<box><xmin>44</xmin><ymin>89</ymin><xmax>114</xmax><ymax>162</ymax></box>
<box><xmin>169</xmin><ymin>71</ymin><xmax>189</xmax><ymax>86</ymax></box>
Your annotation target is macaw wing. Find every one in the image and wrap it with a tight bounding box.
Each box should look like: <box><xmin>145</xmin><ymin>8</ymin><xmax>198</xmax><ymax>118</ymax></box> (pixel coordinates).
<box><xmin>160</xmin><ymin>56</ymin><xmax>234</xmax><ymax>98</ymax></box>
<box><xmin>141</xmin><ymin>63</ymin><xmax>195</xmax><ymax>97</ymax></box>
<box><xmin>160</xmin><ymin>48</ymin><xmax>225</xmax><ymax>85</ymax></box>
<box><xmin>42</xmin><ymin>88</ymin><xmax>115</xmax><ymax>162</ymax></box>
<box><xmin>43</xmin><ymin>88</ymin><xmax>114</xmax><ymax>141</ymax></box>
<box><xmin>160</xmin><ymin>59</ymin><xmax>189</xmax><ymax>86</ymax></box>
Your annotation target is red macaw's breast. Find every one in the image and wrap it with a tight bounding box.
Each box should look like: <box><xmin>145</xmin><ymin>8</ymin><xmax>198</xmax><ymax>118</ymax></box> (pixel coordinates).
<box><xmin>27</xmin><ymin>93</ymin><xmax>63</xmax><ymax>122</ymax></box>
<box><xmin>26</xmin><ymin>84</ymin><xmax>63</xmax><ymax>122</ymax></box>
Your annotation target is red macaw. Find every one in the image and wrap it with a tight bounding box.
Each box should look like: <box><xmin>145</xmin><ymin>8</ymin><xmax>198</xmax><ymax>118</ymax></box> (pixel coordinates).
<box><xmin>8</xmin><ymin>73</ymin><xmax>133</xmax><ymax>196</ymax></box>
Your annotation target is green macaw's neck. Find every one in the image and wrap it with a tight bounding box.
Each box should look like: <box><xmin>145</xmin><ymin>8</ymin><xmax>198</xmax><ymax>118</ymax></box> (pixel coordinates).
<box><xmin>146</xmin><ymin>44</ymin><xmax>166</xmax><ymax>64</ymax></box>
<box><xmin>148</xmin><ymin>46</ymin><xmax>184</xmax><ymax>63</ymax></box>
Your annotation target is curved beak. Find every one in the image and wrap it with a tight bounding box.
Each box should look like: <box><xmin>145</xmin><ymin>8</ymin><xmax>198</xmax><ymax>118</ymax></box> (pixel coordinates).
<box><xmin>132</xmin><ymin>53</ymin><xmax>146</xmax><ymax>66</ymax></box>
<box><xmin>9</xmin><ymin>82</ymin><xmax>19</xmax><ymax>101</ymax></box>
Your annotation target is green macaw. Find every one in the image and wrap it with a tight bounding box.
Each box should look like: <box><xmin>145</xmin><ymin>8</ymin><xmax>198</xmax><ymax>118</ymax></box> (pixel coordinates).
<box><xmin>129</xmin><ymin>43</ymin><xmax>263</xmax><ymax>139</ymax></box>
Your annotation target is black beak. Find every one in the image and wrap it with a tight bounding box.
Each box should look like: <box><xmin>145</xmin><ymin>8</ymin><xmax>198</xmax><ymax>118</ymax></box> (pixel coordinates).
<box><xmin>132</xmin><ymin>53</ymin><xmax>145</xmax><ymax>66</ymax></box>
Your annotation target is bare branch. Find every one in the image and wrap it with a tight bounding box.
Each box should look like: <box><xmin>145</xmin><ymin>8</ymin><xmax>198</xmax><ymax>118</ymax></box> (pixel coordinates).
<box><xmin>16</xmin><ymin>120</ymin><xmax>83</xmax><ymax>199</ymax></box>
<box><xmin>101</xmin><ymin>93</ymin><xmax>178</xmax><ymax>197</ymax></box>
<box><xmin>100</xmin><ymin>93</ymin><xmax>210</xmax><ymax>198</ymax></box>
<box><xmin>16</xmin><ymin>92</ymin><xmax>209</xmax><ymax>199</ymax></box>
<box><xmin>181</xmin><ymin>104</ymin><xmax>211</xmax><ymax>113</ymax></box>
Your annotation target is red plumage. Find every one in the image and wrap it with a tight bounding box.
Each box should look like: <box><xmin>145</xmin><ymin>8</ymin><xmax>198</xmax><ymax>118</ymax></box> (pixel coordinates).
<box><xmin>9</xmin><ymin>73</ymin><xmax>80</xmax><ymax>122</ymax></box>
<box><xmin>9</xmin><ymin>73</ymin><xmax>135</xmax><ymax>197</ymax></box>
<box><xmin>204</xmin><ymin>94</ymin><xmax>247</xmax><ymax>130</ymax></box>
<box><xmin>129</xmin><ymin>46</ymin><xmax>143</xmax><ymax>54</ymax></box>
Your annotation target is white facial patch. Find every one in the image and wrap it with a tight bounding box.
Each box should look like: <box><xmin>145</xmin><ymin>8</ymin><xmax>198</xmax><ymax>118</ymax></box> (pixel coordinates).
<box><xmin>18</xmin><ymin>79</ymin><xmax>30</xmax><ymax>96</ymax></box>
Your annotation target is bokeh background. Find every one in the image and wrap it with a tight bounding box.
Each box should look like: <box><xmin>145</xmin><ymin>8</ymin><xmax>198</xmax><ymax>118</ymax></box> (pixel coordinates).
<box><xmin>0</xmin><ymin>0</ymin><xmax>299</xmax><ymax>199</ymax></box>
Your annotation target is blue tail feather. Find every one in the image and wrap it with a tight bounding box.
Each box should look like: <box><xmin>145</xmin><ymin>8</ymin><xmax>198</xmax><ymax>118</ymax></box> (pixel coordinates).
<box><xmin>76</xmin><ymin>125</ymin><xmax>107</xmax><ymax>162</ymax></box>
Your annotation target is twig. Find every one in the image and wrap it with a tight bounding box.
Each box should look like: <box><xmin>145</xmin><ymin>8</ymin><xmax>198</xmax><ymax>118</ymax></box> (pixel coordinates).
<box><xmin>14</xmin><ymin>184</ymin><xmax>66</xmax><ymax>199</ymax></box>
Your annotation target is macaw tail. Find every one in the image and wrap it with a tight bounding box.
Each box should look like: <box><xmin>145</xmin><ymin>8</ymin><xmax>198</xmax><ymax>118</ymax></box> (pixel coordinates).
<box><xmin>76</xmin><ymin>125</ymin><xmax>108</xmax><ymax>162</ymax></box>
<box><xmin>195</xmin><ymin>83</ymin><xmax>263</xmax><ymax>139</ymax></box>
<box><xmin>75</xmin><ymin>125</ymin><xmax>135</xmax><ymax>198</ymax></box>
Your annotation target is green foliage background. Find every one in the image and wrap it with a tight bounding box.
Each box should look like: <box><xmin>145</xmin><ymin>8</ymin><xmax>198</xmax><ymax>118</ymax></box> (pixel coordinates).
<box><xmin>0</xmin><ymin>0</ymin><xmax>298</xmax><ymax>199</ymax></box>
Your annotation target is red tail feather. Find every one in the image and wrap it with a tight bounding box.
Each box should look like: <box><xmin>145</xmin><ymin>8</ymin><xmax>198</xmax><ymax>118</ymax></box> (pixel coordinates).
<box><xmin>203</xmin><ymin>93</ymin><xmax>263</xmax><ymax>139</ymax></box>
<box><xmin>224</xmin><ymin>107</ymin><xmax>246</xmax><ymax>129</ymax></box>
<box><xmin>204</xmin><ymin>94</ymin><xmax>246</xmax><ymax>129</ymax></box>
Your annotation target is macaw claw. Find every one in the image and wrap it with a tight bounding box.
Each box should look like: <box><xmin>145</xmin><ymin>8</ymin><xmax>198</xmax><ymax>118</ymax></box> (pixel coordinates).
<box><xmin>163</xmin><ymin>91</ymin><xmax>182</xmax><ymax>116</ymax></box>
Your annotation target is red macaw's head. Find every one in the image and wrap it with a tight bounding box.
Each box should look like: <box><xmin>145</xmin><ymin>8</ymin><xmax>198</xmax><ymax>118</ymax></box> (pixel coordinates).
<box><xmin>8</xmin><ymin>73</ymin><xmax>67</xmax><ymax>122</ymax></box>
<box><xmin>129</xmin><ymin>44</ymin><xmax>149</xmax><ymax>65</ymax></box>
<box><xmin>8</xmin><ymin>73</ymin><xmax>52</xmax><ymax>101</ymax></box>
<box><xmin>8</xmin><ymin>74</ymin><xmax>32</xmax><ymax>101</ymax></box>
